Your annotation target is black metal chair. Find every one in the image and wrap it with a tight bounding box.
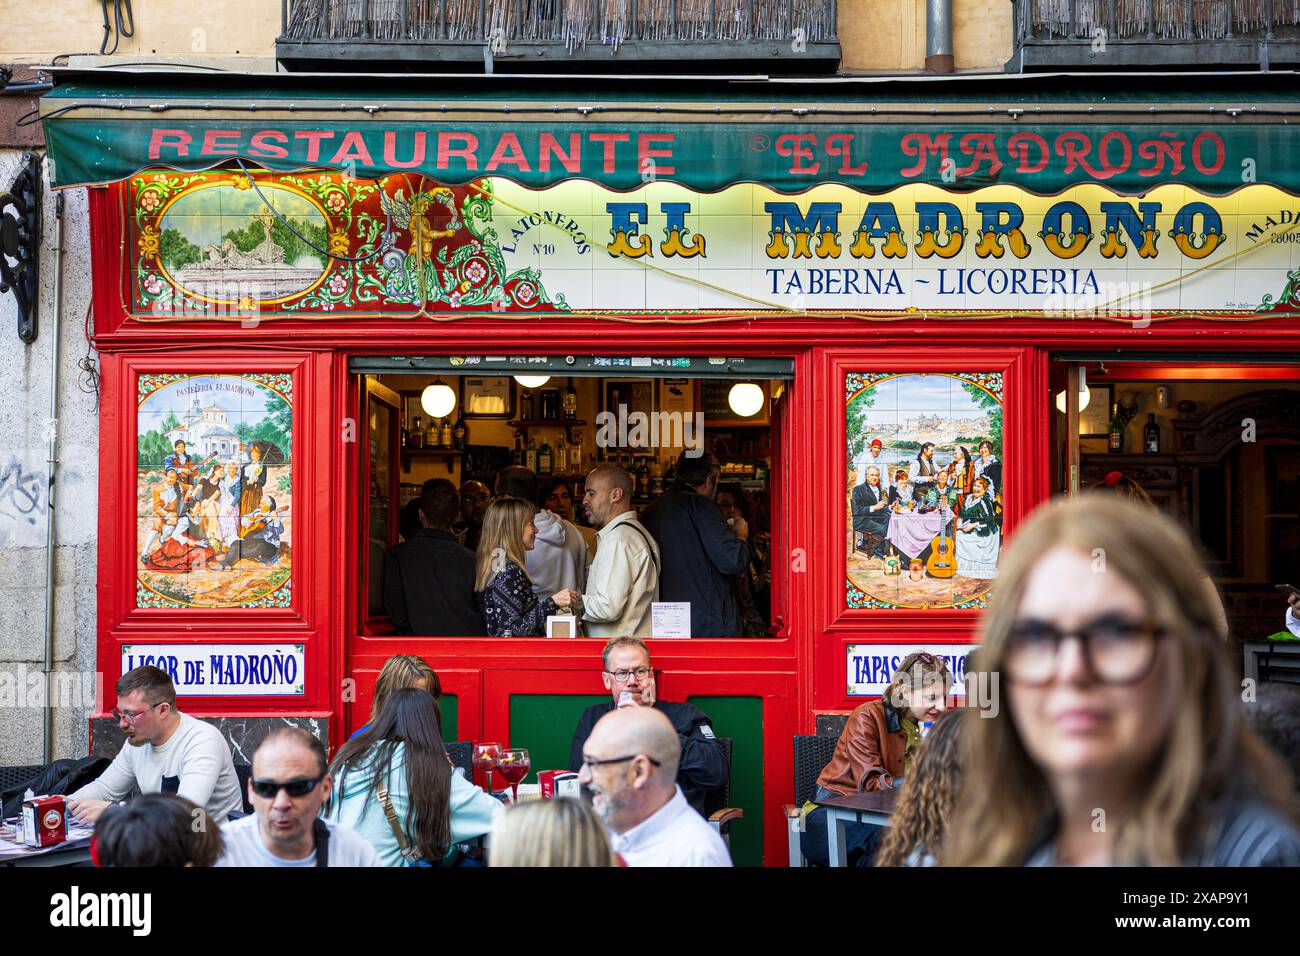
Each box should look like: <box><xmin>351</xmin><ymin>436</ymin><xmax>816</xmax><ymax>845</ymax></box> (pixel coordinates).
<box><xmin>702</xmin><ymin>738</ymin><xmax>744</xmax><ymax>844</ymax></box>
<box><xmin>446</xmin><ymin>741</ymin><xmax>474</xmax><ymax>780</ymax></box>
<box><xmin>233</xmin><ymin>763</ymin><xmax>253</xmax><ymax>814</ymax></box>
<box><xmin>0</xmin><ymin>765</ymin><xmax>45</xmax><ymax>795</ymax></box>
<box><xmin>783</xmin><ymin>735</ymin><xmax>840</xmax><ymax>866</ymax></box>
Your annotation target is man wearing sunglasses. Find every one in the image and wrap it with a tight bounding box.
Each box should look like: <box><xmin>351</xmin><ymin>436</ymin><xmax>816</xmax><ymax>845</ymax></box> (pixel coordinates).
<box><xmin>68</xmin><ymin>665</ymin><xmax>242</xmax><ymax>825</ymax></box>
<box><xmin>218</xmin><ymin>728</ymin><xmax>379</xmax><ymax>867</ymax></box>
<box><xmin>567</xmin><ymin>637</ymin><xmax>727</xmax><ymax>814</ymax></box>
<box><xmin>578</xmin><ymin>706</ymin><xmax>731</xmax><ymax>866</ymax></box>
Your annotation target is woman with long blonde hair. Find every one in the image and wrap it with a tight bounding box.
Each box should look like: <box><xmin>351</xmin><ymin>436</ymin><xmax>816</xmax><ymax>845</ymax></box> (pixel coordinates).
<box><xmin>875</xmin><ymin>708</ymin><xmax>966</xmax><ymax>866</ymax></box>
<box><xmin>489</xmin><ymin>797</ymin><xmax>619</xmax><ymax>867</ymax></box>
<box><xmin>945</xmin><ymin>495</ymin><xmax>1300</xmax><ymax>866</ymax></box>
<box><xmin>349</xmin><ymin>653</ymin><xmax>443</xmax><ymax>741</ymax></box>
<box><xmin>475</xmin><ymin>497</ymin><xmax>577</xmax><ymax>637</ymax></box>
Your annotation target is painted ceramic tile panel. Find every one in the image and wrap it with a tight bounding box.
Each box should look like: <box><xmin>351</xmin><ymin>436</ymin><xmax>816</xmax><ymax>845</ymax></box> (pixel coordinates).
<box><xmin>129</xmin><ymin>170</ymin><xmax>565</xmax><ymax>318</ymax></box>
<box><xmin>136</xmin><ymin>373</ymin><xmax>292</xmax><ymax>609</ymax></box>
<box><xmin>845</xmin><ymin>372</ymin><xmax>1003</xmax><ymax>610</ymax></box>
<box><xmin>127</xmin><ymin>170</ymin><xmax>1300</xmax><ymax>321</ymax></box>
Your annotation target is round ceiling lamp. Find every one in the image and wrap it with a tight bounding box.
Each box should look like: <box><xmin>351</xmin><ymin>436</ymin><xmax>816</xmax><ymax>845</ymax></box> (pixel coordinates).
<box><xmin>728</xmin><ymin>382</ymin><xmax>765</xmax><ymax>418</ymax></box>
<box><xmin>422</xmin><ymin>379</ymin><xmax>457</xmax><ymax>419</ymax></box>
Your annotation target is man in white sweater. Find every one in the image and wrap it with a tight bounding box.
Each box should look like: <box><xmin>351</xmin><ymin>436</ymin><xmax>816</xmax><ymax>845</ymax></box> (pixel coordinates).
<box><xmin>68</xmin><ymin>665</ymin><xmax>243</xmax><ymax>824</ymax></box>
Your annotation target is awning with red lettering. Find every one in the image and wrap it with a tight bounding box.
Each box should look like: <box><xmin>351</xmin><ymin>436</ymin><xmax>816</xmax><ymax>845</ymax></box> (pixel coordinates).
<box><xmin>39</xmin><ymin>70</ymin><xmax>1300</xmax><ymax>194</ymax></box>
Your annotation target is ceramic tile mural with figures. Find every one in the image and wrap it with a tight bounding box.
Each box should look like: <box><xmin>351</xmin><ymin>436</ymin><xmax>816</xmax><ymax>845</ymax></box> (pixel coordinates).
<box><xmin>845</xmin><ymin>372</ymin><xmax>1003</xmax><ymax>610</ymax></box>
<box><xmin>137</xmin><ymin>373</ymin><xmax>292</xmax><ymax>609</ymax></box>
<box><xmin>127</xmin><ymin>169</ymin><xmax>1300</xmax><ymax>322</ymax></box>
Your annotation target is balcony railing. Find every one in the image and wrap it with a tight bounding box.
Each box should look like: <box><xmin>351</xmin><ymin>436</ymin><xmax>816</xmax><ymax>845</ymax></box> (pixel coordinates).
<box><xmin>278</xmin><ymin>0</ymin><xmax>840</xmax><ymax>71</ymax></box>
<box><xmin>1011</xmin><ymin>0</ymin><xmax>1300</xmax><ymax>68</ymax></box>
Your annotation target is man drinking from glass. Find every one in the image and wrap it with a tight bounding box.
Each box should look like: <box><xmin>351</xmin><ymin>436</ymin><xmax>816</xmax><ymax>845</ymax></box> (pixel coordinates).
<box><xmin>568</xmin><ymin>637</ymin><xmax>727</xmax><ymax>814</ymax></box>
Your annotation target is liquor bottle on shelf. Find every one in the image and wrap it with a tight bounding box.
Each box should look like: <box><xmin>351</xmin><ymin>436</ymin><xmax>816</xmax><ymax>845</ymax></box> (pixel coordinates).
<box><xmin>569</xmin><ymin>438</ymin><xmax>583</xmax><ymax>472</ymax></box>
<box><xmin>635</xmin><ymin>458</ymin><xmax>650</xmax><ymax>500</ymax></box>
<box><xmin>410</xmin><ymin>415</ymin><xmax>424</xmax><ymax>449</ymax></box>
<box><xmin>555</xmin><ymin>440</ymin><xmax>567</xmax><ymax>474</ymax></box>
<box><xmin>650</xmin><ymin>459</ymin><xmax>663</xmax><ymax>496</ymax></box>
<box><xmin>538</xmin><ymin>440</ymin><xmax>553</xmax><ymax>476</ymax></box>
<box><xmin>513</xmin><ymin>430</ymin><xmax>524</xmax><ymax>466</ymax></box>
<box><xmin>1108</xmin><ymin>403</ymin><xmax>1124</xmax><ymax>453</ymax></box>
<box><xmin>400</xmin><ymin>421</ymin><xmax>408</xmax><ymax>450</ymax></box>
<box><xmin>525</xmin><ymin>435</ymin><xmax>538</xmax><ymax>472</ymax></box>
<box><xmin>427</xmin><ymin>419</ymin><xmax>439</xmax><ymax>449</ymax></box>
<box><xmin>563</xmin><ymin>378</ymin><xmax>578</xmax><ymax>420</ymax></box>
<box><xmin>441</xmin><ymin>418</ymin><xmax>453</xmax><ymax>449</ymax></box>
<box><xmin>453</xmin><ymin>416</ymin><xmax>467</xmax><ymax>451</ymax></box>
<box><xmin>521</xmin><ymin>390</ymin><xmax>535</xmax><ymax>421</ymax></box>
<box><xmin>1144</xmin><ymin>413</ymin><xmax>1160</xmax><ymax>453</ymax></box>
<box><xmin>541</xmin><ymin>388</ymin><xmax>561</xmax><ymax>420</ymax></box>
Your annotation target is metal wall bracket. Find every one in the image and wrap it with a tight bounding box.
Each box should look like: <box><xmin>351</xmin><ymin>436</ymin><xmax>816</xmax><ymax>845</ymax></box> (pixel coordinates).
<box><xmin>0</xmin><ymin>152</ymin><xmax>42</xmax><ymax>344</ymax></box>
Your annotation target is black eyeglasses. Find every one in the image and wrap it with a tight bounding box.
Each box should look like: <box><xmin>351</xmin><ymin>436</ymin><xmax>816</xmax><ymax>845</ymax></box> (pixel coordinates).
<box><xmin>1005</xmin><ymin>615</ymin><xmax>1167</xmax><ymax>686</ymax></box>
<box><xmin>604</xmin><ymin>667</ymin><xmax>653</xmax><ymax>682</ymax></box>
<box><xmin>112</xmin><ymin>702</ymin><xmax>164</xmax><ymax>724</ymax></box>
<box><xmin>250</xmin><ymin>776</ymin><xmax>325</xmax><ymax>799</ymax></box>
<box><xmin>581</xmin><ymin>753</ymin><xmax>662</xmax><ymax>770</ymax></box>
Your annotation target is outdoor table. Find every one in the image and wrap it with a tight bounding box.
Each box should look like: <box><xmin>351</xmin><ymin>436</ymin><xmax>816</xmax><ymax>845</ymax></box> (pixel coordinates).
<box><xmin>816</xmin><ymin>789</ymin><xmax>899</xmax><ymax>868</ymax></box>
<box><xmin>0</xmin><ymin>825</ymin><xmax>93</xmax><ymax>867</ymax></box>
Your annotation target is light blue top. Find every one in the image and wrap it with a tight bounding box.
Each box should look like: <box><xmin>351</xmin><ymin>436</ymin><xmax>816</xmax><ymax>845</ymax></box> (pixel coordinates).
<box><xmin>324</xmin><ymin>741</ymin><xmax>503</xmax><ymax>867</ymax></box>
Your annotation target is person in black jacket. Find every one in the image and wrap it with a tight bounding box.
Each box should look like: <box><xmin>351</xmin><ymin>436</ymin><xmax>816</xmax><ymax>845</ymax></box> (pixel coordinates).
<box><xmin>384</xmin><ymin>479</ymin><xmax>486</xmax><ymax>636</ymax></box>
<box><xmin>567</xmin><ymin>637</ymin><xmax>728</xmax><ymax>815</ymax></box>
<box><xmin>640</xmin><ymin>452</ymin><xmax>750</xmax><ymax>638</ymax></box>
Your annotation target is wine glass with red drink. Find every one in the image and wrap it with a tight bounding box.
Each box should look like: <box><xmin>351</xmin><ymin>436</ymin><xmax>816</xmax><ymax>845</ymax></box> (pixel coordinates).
<box><xmin>496</xmin><ymin>748</ymin><xmax>531</xmax><ymax>803</ymax></box>
<box><xmin>473</xmin><ymin>742</ymin><xmax>503</xmax><ymax>794</ymax></box>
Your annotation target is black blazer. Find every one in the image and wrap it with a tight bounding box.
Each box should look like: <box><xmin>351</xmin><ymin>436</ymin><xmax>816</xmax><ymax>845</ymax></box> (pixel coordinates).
<box><xmin>851</xmin><ymin>482</ymin><xmax>889</xmax><ymax>534</ymax></box>
<box><xmin>640</xmin><ymin>483</ymin><xmax>751</xmax><ymax>638</ymax></box>
<box><xmin>383</xmin><ymin>529</ymin><xmax>486</xmax><ymax>636</ymax></box>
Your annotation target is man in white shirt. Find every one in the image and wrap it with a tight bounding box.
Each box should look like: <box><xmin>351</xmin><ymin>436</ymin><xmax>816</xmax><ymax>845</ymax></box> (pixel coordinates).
<box><xmin>217</xmin><ymin>727</ymin><xmax>380</xmax><ymax>867</ymax></box>
<box><xmin>68</xmin><ymin>665</ymin><xmax>243</xmax><ymax>824</ymax></box>
<box><xmin>1286</xmin><ymin>592</ymin><xmax>1300</xmax><ymax>638</ymax></box>
<box><xmin>852</xmin><ymin>438</ymin><xmax>888</xmax><ymax>487</ymax></box>
<box><xmin>577</xmin><ymin>705</ymin><xmax>731</xmax><ymax>867</ymax></box>
<box><xmin>580</xmin><ymin>465</ymin><xmax>659</xmax><ymax>639</ymax></box>
<box><xmin>496</xmin><ymin>466</ymin><xmax>589</xmax><ymax>597</ymax></box>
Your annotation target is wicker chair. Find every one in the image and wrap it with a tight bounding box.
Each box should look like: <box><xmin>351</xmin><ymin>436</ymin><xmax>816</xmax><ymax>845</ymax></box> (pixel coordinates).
<box><xmin>702</xmin><ymin>738</ymin><xmax>744</xmax><ymax>844</ymax></box>
<box><xmin>782</xmin><ymin>735</ymin><xmax>840</xmax><ymax>866</ymax></box>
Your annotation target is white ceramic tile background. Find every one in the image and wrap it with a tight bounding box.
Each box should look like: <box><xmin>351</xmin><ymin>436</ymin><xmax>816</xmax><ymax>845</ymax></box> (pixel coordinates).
<box><xmin>479</xmin><ymin>178</ymin><xmax>1290</xmax><ymax>317</ymax></box>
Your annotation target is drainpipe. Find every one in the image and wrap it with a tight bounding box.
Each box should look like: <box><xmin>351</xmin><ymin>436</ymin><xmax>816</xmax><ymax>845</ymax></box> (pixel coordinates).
<box><xmin>43</xmin><ymin>188</ymin><xmax>65</xmax><ymax>764</ymax></box>
<box><xmin>926</xmin><ymin>0</ymin><xmax>955</xmax><ymax>73</ymax></box>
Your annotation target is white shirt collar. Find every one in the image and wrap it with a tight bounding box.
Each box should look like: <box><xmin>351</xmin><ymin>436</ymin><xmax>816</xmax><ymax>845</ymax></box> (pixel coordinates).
<box><xmin>597</xmin><ymin>510</ymin><xmax>640</xmax><ymax>539</ymax></box>
<box><xmin>609</xmin><ymin>785</ymin><xmax>690</xmax><ymax>854</ymax></box>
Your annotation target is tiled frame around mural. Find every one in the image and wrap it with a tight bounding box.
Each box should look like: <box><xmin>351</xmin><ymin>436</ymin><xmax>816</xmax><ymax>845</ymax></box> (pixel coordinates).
<box><xmin>125</xmin><ymin>168</ymin><xmax>567</xmax><ymax>319</ymax></box>
<box><xmin>135</xmin><ymin>371</ymin><xmax>294</xmax><ymax>610</ymax></box>
<box><xmin>843</xmin><ymin>370</ymin><xmax>1005</xmax><ymax>612</ymax></box>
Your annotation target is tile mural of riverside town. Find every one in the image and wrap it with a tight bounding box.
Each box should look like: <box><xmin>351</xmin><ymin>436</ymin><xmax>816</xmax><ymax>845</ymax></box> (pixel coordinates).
<box><xmin>137</xmin><ymin>373</ymin><xmax>292</xmax><ymax>609</ymax></box>
<box><xmin>845</xmin><ymin>372</ymin><xmax>1004</xmax><ymax>611</ymax></box>
<box><xmin>129</xmin><ymin>169</ymin><xmax>567</xmax><ymax>318</ymax></box>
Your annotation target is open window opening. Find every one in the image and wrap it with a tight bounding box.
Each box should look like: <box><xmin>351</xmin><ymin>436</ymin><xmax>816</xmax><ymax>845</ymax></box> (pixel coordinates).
<box><xmin>356</xmin><ymin>356</ymin><xmax>793</xmax><ymax>640</ymax></box>
<box><xmin>1050</xmin><ymin>356</ymin><xmax>1300</xmax><ymax>670</ymax></box>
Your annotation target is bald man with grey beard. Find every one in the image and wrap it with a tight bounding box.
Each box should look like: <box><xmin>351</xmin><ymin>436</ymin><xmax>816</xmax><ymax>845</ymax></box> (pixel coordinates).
<box><xmin>576</xmin><ymin>707</ymin><xmax>731</xmax><ymax>866</ymax></box>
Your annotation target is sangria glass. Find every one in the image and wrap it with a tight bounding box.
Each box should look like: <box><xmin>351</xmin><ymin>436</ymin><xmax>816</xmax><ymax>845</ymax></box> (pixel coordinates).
<box><xmin>496</xmin><ymin>748</ymin><xmax>532</xmax><ymax>803</ymax></box>
<box><xmin>472</xmin><ymin>742</ymin><xmax>503</xmax><ymax>794</ymax></box>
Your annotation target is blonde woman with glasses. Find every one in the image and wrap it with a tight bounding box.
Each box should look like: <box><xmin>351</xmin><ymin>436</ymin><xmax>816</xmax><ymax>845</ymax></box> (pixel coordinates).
<box><xmin>946</xmin><ymin>496</ymin><xmax>1300</xmax><ymax>866</ymax></box>
<box><xmin>489</xmin><ymin>797</ymin><xmax>620</xmax><ymax>867</ymax></box>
